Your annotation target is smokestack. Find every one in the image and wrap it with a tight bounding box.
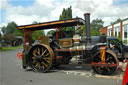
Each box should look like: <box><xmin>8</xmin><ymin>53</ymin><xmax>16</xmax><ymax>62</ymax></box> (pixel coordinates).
<box><xmin>84</xmin><ymin>13</ymin><xmax>91</xmax><ymax>43</ymax></box>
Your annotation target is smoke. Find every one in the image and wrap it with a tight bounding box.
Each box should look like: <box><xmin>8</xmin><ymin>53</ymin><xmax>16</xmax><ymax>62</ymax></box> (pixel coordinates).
<box><xmin>75</xmin><ymin>0</ymin><xmax>99</xmax><ymax>13</ymax></box>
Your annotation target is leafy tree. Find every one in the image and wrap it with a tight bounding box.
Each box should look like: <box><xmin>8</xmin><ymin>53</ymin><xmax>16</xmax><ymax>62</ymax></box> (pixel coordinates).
<box><xmin>30</xmin><ymin>21</ymin><xmax>45</xmax><ymax>41</ymax></box>
<box><xmin>68</xmin><ymin>6</ymin><xmax>72</xmax><ymax>19</ymax></box>
<box><xmin>59</xmin><ymin>6</ymin><xmax>74</xmax><ymax>37</ymax></box>
<box><xmin>6</xmin><ymin>22</ymin><xmax>17</xmax><ymax>34</ymax></box>
<box><xmin>32</xmin><ymin>30</ymin><xmax>45</xmax><ymax>41</ymax></box>
<box><xmin>81</xmin><ymin>25</ymin><xmax>86</xmax><ymax>36</ymax></box>
<box><xmin>13</xmin><ymin>29</ymin><xmax>24</xmax><ymax>36</ymax></box>
<box><xmin>90</xmin><ymin>29</ymin><xmax>100</xmax><ymax>36</ymax></box>
<box><xmin>81</xmin><ymin>18</ymin><xmax>103</xmax><ymax>36</ymax></box>
<box><xmin>111</xmin><ymin>18</ymin><xmax>121</xmax><ymax>25</ymax></box>
<box><xmin>1</xmin><ymin>26</ymin><xmax>7</xmax><ymax>34</ymax></box>
<box><xmin>60</xmin><ymin>8</ymin><xmax>66</xmax><ymax>20</ymax></box>
<box><xmin>1</xmin><ymin>22</ymin><xmax>17</xmax><ymax>35</ymax></box>
<box><xmin>0</xmin><ymin>34</ymin><xmax>2</xmax><ymax>42</ymax></box>
<box><xmin>32</xmin><ymin>21</ymin><xmax>38</xmax><ymax>24</ymax></box>
<box><xmin>60</xmin><ymin>6</ymin><xmax>72</xmax><ymax>20</ymax></box>
<box><xmin>81</xmin><ymin>25</ymin><xmax>100</xmax><ymax>36</ymax></box>
<box><xmin>59</xmin><ymin>6</ymin><xmax>73</xmax><ymax>31</ymax></box>
<box><xmin>2</xmin><ymin>34</ymin><xmax>17</xmax><ymax>42</ymax></box>
<box><xmin>89</xmin><ymin>18</ymin><xmax>104</xmax><ymax>36</ymax></box>
<box><xmin>0</xmin><ymin>32</ymin><xmax>1</xmax><ymax>37</ymax></box>
<box><xmin>91</xmin><ymin>18</ymin><xmax>104</xmax><ymax>30</ymax></box>
<box><xmin>47</xmin><ymin>30</ymin><xmax>56</xmax><ymax>36</ymax></box>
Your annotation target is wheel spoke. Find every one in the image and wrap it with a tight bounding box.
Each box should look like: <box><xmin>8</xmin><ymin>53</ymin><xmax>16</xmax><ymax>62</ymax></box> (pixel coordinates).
<box><xmin>42</xmin><ymin>49</ymin><xmax>47</xmax><ymax>56</ymax></box>
<box><xmin>106</xmin><ymin>56</ymin><xmax>112</xmax><ymax>62</ymax></box>
<box><xmin>32</xmin><ymin>60</ymin><xmax>36</xmax><ymax>64</ymax></box>
<box><xmin>43</xmin><ymin>58</ymin><xmax>51</xmax><ymax>59</ymax></box>
<box><xmin>32</xmin><ymin>56</ymin><xmax>36</xmax><ymax>59</ymax></box>
<box><xmin>35</xmin><ymin>62</ymin><xmax>40</xmax><ymax>67</ymax></box>
<box><xmin>43</xmin><ymin>58</ymin><xmax>51</xmax><ymax>64</ymax></box>
<box><xmin>94</xmin><ymin>55</ymin><xmax>101</xmax><ymax>62</ymax></box>
<box><xmin>107</xmin><ymin>67</ymin><xmax>110</xmax><ymax>72</ymax></box>
<box><xmin>37</xmin><ymin>47</ymin><xmax>41</xmax><ymax>55</ymax></box>
<box><xmin>44</xmin><ymin>53</ymin><xmax>50</xmax><ymax>57</ymax></box>
<box><xmin>33</xmin><ymin>49</ymin><xmax>38</xmax><ymax>56</ymax></box>
<box><xmin>41</xmin><ymin>61</ymin><xmax>48</xmax><ymax>68</ymax></box>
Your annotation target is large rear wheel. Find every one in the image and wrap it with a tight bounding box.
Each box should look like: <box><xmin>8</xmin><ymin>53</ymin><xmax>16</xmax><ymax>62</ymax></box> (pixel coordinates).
<box><xmin>28</xmin><ymin>44</ymin><xmax>54</xmax><ymax>72</ymax></box>
<box><xmin>92</xmin><ymin>50</ymin><xmax>118</xmax><ymax>75</ymax></box>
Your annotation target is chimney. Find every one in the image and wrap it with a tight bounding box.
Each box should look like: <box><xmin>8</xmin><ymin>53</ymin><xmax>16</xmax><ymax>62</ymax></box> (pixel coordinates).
<box><xmin>84</xmin><ymin>13</ymin><xmax>91</xmax><ymax>44</ymax></box>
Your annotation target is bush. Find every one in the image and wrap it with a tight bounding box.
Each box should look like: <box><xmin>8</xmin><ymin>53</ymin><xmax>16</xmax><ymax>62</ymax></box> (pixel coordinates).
<box><xmin>0</xmin><ymin>43</ymin><xmax>2</xmax><ymax>49</ymax></box>
<box><xmin>123</xmin><ymin>40</ymin><xmax>127</xmax><ymax>45</ymax></box>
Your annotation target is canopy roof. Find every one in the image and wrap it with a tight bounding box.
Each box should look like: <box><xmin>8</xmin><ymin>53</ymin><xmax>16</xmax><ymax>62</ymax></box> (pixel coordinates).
<box><xmin>17</xmin><ymin>18</ymin><xmax>85</xmax><ymax>30</ymax></box>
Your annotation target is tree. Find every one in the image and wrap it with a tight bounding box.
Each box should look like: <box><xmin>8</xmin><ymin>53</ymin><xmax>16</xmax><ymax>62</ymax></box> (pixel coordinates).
<box><xmin>32</xmin><ymin>30</ymin><xmax>45</xmax><ymax>41</ymax></box>
<box><xmin>89</xmin><ymin>18</ymin><xmax>104</xmax><ymax>36</ymax></box>
<box><xmin>59</xmin><ymin>6</ymin><xmax>72</xmax><ymax>20</ymax></box>
<box><xmin>32</xmin><ymin>21</ymin><xmax>38</xmax><ymax>24</ymax></box>
<box><xmin>90</xmin><ymin>29</ymin><xmax>100</xmax><ymax>36</ymax></box>
<box><xmin>91</xmin><ymin>18</ymin><xmax>104</xmax><ymax>30</ymax></box>
<box><xmin>6</xmin><ymin>22</ymin><xmax>17</xmax><ymax>34</ymax></box>
<box><xmin>111</xmin><ymin>18</ymin><xmax>121</xmax><ymax>25</ymax></box>
<box><xmin>13</xmin><ymin>29</ymin><xmax>24</xmax><ymax>36</ymax></box>
<box><xmin>2</xmin><ymin>34</ymin><xmax>17</xmax><ymax>42</ymax></box>
<box><xmin>47</xmin><ymin>30</ymin><xmax>56</xmax><ymax>36</ymax></box>
<box><xmin>30</xmin><ymin>21</ymin><xmax>45</xmax><ymax>41</ymax></box>
<box><xmin>81</xmin><ymin>18</ymin><xmax>103</xmax><ymax>36</ymax></box>
<box><xmin>0</xmin><ymin>32</ymin><xmax>1</xmax><ymax>37</ymax></box>
<box><xmin>59</xmin><ymin>6</ymin><xmax>74</xmax><ymax>34</ymax></box>
<box><xmin>68</xmin><ymin>6</ymin><xmax>72</xmax><ymax>19</ymax></box>
<box><xmin>1</xmin><ymin>22</ymin><xmax>17</xmax><ymax>35</ymax></box>
<box><xmin>81</xmin><ymin>25</ymin><xmax>86</xmax><ymax>36</ymax></box>
<box><xmin>61</xmin><ymin>8</ymin><xmax>66</xmax><ymax>20</ymax></box>
<box><xmin>1</xmin><ymin>26</ymin><xmax>7</xmax><ymax>34</ymax></box>
<box><xmin>0</xmin><ymin>33</ymin><xmax>2</xmax><ymax>42</ymax></box>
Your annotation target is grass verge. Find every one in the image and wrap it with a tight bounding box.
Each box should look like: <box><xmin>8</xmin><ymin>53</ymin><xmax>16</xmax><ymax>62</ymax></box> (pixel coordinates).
<box><xmin>0</xmin><ymin>46</ymin><xmax>23</xmax><ymax>51</ymax></box>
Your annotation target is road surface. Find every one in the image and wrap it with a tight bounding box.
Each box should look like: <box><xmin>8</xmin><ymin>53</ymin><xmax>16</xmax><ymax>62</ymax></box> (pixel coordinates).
<box><xmin>0</xmin><ymin>49</ymin><xmax>122</xmax><ymax>85</ymax></box>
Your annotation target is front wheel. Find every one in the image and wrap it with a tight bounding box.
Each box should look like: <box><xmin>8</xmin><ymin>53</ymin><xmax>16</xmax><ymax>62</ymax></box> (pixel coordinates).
<box><xmin>92</xmin><ymin>50</ymin><xmax>118</xmax><ymax>75</ymax></box>
<box><xmin>28</xmin><ymin>44</ymin><xmax>54</xmax><ymax>73</ymax></box>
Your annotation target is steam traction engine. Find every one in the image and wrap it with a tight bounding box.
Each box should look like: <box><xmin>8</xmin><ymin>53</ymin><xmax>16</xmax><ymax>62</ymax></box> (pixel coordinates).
<box><xmin>17</xmin><ymin>13</ymin><xmax>119</xmax><ymax>75</ymax></box>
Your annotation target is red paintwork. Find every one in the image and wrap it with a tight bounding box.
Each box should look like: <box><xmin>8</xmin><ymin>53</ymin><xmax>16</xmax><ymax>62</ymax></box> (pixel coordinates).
<box><xmin>24</xmin><ymin>30</ymin><xmax>32</xmax><ymax>47</ymax></box>
<box><xmin>122</xmin><ymin>63</ymin><xmax>128</xmax><ymax>85</ymax></box>
<box><xmin>56</xmin><ymin>56</ymin><xmax>63</xmax><ymax>59</ymax></box>
<box><xmin>88</xmin><ymin>62</ymin><xmax>117</xmax><ymax>67</ymax></box>
<box><xmin>56</xmin><ymin>27</ymin><xmax>63</xmax><ymax>40</ymax></box>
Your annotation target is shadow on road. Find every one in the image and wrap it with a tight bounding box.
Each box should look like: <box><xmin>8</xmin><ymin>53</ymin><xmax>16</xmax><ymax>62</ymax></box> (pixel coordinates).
<box><xmin>56</xmin><ymin>64</ymin><xmax>92</xmax><ymax>71</ymax></box>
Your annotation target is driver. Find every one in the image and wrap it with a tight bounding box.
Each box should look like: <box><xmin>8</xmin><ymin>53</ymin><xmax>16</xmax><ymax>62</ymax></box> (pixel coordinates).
<box><xmin>109</xmin><ymin>40</ymin><xmax>118</xmax><ymax>55</ymax></box>
<box><xmin>110</xmin><ymin>42</ymin><xmax>115</xmax><ymax>49</ymax></box>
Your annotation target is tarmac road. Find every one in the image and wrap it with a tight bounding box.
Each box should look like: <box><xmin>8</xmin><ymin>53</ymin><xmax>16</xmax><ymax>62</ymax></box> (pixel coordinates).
<box><xmin>0</xmin><ymin>49</ymin><xmax>122</xmax><ymax>85</ymax></box>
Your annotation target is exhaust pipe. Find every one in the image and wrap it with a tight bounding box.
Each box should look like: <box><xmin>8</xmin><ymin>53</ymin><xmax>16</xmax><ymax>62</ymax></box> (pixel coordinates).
<box><xmin>84</xmin><ymin>13</ymin><xmax>91</xmax><ymax>44</ymax></box>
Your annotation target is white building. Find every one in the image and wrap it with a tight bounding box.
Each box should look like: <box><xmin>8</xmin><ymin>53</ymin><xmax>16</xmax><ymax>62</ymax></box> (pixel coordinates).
<box><xmin>100</xmin><ymin>18</ymin><xmax>128</xmax><ymax>44</ymax></box>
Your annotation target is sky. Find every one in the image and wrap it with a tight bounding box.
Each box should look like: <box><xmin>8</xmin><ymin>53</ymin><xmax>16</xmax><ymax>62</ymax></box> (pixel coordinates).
<box><xmin>0</xmin><ymin>0</ymin><xmax>128</xmax><ymax>28</ymax></box>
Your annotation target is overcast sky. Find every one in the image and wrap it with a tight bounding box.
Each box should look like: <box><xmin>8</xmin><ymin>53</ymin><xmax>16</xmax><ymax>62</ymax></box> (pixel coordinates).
<box><xmin>0</xmin><ymin>0</ymin><xmax>128</xmax><ymax>27</ymax></box>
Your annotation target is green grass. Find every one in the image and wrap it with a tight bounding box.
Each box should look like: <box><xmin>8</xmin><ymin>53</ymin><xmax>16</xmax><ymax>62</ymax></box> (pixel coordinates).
<box><xmin>0</xmin><ymin>46</ymin><xmax>23</xmax><ymax>51</ymax></box>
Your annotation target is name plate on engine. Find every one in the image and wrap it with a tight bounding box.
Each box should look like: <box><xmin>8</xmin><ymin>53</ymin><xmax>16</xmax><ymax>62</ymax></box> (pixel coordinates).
<box><xmin>59</xmin><ymin>39</ymin><xmax>72</xmax><ymax>47</ymax></box>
